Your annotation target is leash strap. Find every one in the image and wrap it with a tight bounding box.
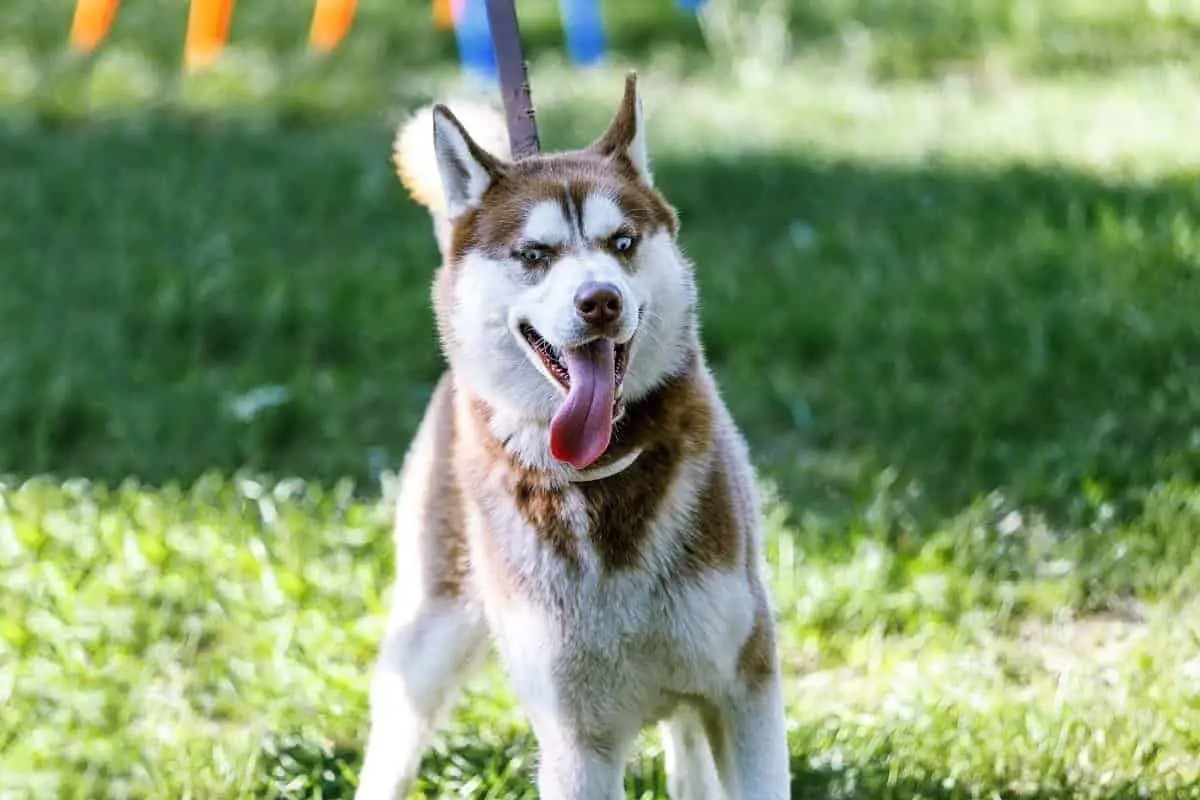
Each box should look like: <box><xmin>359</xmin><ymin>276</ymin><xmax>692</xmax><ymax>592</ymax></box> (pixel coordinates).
<box><xmin>484</xmin><ymin>0</ymin><xmax>541</xmax><ymax>159</ymax></box>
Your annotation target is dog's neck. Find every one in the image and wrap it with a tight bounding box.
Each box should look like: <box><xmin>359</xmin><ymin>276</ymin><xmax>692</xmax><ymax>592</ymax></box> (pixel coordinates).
<box><xmin>451</xmin><ymin>354</ymin><xmax>720</xmax><ymax>578</ymax></box>
<box><xmin>457</xmin><ymin>353</ymin><xmax>712</xmax><ymax>488</ymax></box>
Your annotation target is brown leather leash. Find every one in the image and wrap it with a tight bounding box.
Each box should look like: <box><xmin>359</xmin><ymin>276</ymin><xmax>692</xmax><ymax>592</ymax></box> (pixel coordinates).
<box><xmin>483</xmin><ymin>0</ymin><xmax>541</xmax><ymax>159</ymax></box>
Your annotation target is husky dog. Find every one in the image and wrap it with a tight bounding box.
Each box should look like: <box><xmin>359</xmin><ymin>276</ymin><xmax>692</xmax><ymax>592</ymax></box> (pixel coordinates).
<box><xmin>355</xmin><ymin>73</ymin><xmax>790</xmax><ymax>800</ymax></box>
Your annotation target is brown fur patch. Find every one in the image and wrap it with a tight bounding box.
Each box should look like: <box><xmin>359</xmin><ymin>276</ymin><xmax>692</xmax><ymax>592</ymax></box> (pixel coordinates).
<box><xmin>573</xmin><ymin>361</ymin><xmax>712</xmax><ymax>571</ymax></box>
<box><xmin>410</xmin><ymin>374</ymin><xmax>470</xmax><ymax>598</ymax></box>
<box><xmin>736</xmin><ymin>605</ymin><xmax>777</xmax><ymax>689</ymax></box>
<box><xmin>675</xmin><ymin>459</ymin><xmax>743</xmax><ymax>578</ymax></box>
<box><xmin>470</xmin><ymin>396</ymin><xmax>582</xmax><ymax>570</ymax></box>
<box><xmin>455</xmin><ymin>355</ymin><xmax>715</xmax><ymax>579</ymax></box>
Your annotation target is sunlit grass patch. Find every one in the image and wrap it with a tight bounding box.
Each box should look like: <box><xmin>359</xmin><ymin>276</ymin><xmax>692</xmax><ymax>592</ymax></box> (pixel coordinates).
<box><xmin>3</xmin><ymin>476</ymin><xmax>1199</xmax><ymax>797</ymax></box>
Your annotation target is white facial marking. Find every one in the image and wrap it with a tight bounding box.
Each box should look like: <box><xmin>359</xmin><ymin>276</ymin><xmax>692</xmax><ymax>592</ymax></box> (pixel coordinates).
<box><xmin>620</xmin><ymin>230</ymin><xmax>696</xmax><ymax>400</ymax></box>
<box><xmin>452</xmin><ymin>250</ymin><xmax>564</xmax><ymax>426</ymax></box>
<box><xmin>517</xmin><ymin>251</ymin><xmax>638</xmax><ymax>348</ymax></box>
<box><xmin>582</xmin><ymin>195</ymin><xmax>626</xmax><ymax>241</ymax></box>
<box><xmin>522</xmin><ymin>200</ymin><xmax>571</xmax><ymax>246</ymax></box>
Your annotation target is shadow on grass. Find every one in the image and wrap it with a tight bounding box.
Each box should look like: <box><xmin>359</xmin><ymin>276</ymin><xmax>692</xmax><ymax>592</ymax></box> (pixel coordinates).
<box><xmin>1</xmin><ymin>116</ymin><xmax>1197</xmax><ymax>527</ymax></box>
<box><xmin>674</xmin><ymin>153</ymin><xmax>1200</xmax><ymax>525</ymax></box>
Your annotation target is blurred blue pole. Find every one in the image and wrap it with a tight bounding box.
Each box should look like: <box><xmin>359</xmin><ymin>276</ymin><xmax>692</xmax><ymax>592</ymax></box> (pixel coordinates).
<box><xmin>559</xmin><ymin>0</ymin><xmax>607</xmax><ymax>66</ymax></box>
<box><xmin>455</xmin><ymin>0</ymin><xmax>499</xmax><ymax>81</ymax></box>
<box><xmin>675</xmin><ymin>0</ymin><xmax>705</xmax><ymax>12</ymax></box>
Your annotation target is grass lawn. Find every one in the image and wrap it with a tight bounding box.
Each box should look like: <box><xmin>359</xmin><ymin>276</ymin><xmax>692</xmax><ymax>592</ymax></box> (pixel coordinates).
<box><xmin>3</xmin><ymin>0</ymin><xmax>1200</xmax><ymax>797</ymax></box>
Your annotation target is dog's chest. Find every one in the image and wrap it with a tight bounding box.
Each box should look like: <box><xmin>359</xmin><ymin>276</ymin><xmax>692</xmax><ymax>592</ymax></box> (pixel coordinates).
<box><xmin>499</xmin><ymin>567</ymin><xmax>754</xmax><ymax>729</ymax></box>
<box><xmin>467</xmin><ymin>485</ymin><xmax>754</xmax><ymax>727</ymax></box>
<box><xmin>575</xmin><ymin>567</ymin><xmax>751</xmax><ymax>683</ymax></box>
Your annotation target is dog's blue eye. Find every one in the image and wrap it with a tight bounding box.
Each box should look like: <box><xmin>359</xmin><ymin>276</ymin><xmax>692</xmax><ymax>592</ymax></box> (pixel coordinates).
<box><xmin>515</xmin><ymin>246</ymin><xmax>549</xmax><ymax>267</ymax></box>
<box><xmin>611</xmin><ymin>234</ymin><xmax>636</xmax><ymax>253</ymax></box>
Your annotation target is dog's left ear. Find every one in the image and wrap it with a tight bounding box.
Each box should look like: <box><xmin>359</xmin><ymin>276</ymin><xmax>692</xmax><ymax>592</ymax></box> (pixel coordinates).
<box><xmin>589</xmin><ymin>72</ymin><xmax>652</xmax><ymax>186</ymax></box>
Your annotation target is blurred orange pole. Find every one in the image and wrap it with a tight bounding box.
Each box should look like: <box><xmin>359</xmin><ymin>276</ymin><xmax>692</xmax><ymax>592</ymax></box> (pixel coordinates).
<box><xmin>309</xmin><ymin>0</ymin><xmax>358</xmax><ymax>53</ymax></box>
<box><xmin>433</xmin><ymin>0</ymin><xmax>454</xmax><ymax>30</ymax></box>
<box><xmin>70</xmin><ymin>0</ymin><xmax>120</xmax><ymax>53</ymax></box>
<box><xmin>184</xmin><ymin>0</ymin><xmax>235</xmax><ymax>71</ymax></box>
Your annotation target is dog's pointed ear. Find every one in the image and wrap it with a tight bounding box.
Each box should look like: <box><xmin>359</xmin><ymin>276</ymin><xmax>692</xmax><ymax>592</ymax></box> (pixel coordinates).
<box><xmin>432</xmin><ymin>104</ymin><xmax>506</xmax><ymax>219</ymax></box>
<box><xmin>589</xmin><ymin>72</ymin><xmax>652</xmax><ymax>185</ymax></box>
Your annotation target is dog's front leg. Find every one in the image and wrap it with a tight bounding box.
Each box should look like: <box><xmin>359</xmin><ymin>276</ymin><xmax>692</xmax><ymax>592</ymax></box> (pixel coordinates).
<box><xmin>724</xmin><ymin>672</ymin><xmax>790</xmax><ymax>799</ymax></box>
<box><xmin>355</xmin><ymin>598</ymin><xmax>487</xmax><ymax>800</ymax></box>
<box><xmin>703</xmin><ymin>608</ymin><xmax>791</xmax><ymax>799</ymax></box>
<box><xmin>660</xmin><ymin>703</ymin><xmax>724</xmax><ymax>800</ymax></box>
<box><xmin>536</xmin><ymin>739</ymin><xmax>626</xmax><ymax>800</ymax></box>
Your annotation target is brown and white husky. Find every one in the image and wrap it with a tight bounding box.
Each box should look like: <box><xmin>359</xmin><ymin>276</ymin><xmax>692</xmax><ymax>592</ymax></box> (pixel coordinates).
<box><xmin>354</xmin><ymin>73</ymin><xmax>790</xmax><ymax>800</ymax></box>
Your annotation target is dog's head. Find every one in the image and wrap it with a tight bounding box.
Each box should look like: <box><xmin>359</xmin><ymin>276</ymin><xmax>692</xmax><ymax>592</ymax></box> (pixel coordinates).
<box><xmin>428</xmin><ymin>74</ymin><xmax>697</xmax><ymax>470</ymax></box>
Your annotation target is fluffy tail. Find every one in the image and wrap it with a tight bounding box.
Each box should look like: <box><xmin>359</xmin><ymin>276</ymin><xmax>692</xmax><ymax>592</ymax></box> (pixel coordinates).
<box><xmin>393</xmin><ymin>101</ymin><xmax>511</xmax><ymax>259</ymax></box>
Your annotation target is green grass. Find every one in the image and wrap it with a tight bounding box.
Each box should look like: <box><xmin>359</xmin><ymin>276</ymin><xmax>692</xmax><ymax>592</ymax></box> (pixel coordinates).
<box><xmin>3</xmin><ymin>0</ymin><xmax>1200</xmax><ymax>796</ymax></box>
<box><xmin>5</xmin><ymin>477</ymin><xmax>1200</xmax><ymax>798</ymax></box>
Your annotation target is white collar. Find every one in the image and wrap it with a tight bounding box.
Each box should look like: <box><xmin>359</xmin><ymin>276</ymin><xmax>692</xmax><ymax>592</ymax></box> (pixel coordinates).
<box><xmin>566</xmin><ymin>448</ymin><xmax>643</xmax><ymax>483</ymax></box>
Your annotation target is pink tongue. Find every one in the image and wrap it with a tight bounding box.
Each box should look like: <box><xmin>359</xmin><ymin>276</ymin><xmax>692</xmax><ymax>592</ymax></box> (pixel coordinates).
<box><xmin>549</xmin><ymin>339</ymin><xmax>616</xmax><ymax>470</ymax></box>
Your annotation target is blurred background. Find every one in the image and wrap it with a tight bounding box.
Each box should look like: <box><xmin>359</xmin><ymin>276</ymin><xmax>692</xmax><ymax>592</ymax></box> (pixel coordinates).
<box><xmin>3</xmin><ymin>0</ymin><xmax>1200</xmax><ymax>797</ymax></box>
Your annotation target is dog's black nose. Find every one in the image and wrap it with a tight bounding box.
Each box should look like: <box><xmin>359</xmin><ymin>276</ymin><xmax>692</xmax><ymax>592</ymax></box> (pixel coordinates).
<box><xmin>574</xmin><ymin>282</ymin><xmax>623</xmax><ymax>331</ymax></box>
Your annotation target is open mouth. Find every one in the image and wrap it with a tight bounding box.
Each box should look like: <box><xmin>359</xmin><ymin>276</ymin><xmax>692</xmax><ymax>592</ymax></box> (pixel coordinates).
<box><xmin>518</xmin><ymin>321</ymin><xmax>634</xmax><ymax>469</ymax></box>
<box><xmin>519</xmin><ymin>323</ymin><xmax>630</xmax><ymax>406</ymax></box>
